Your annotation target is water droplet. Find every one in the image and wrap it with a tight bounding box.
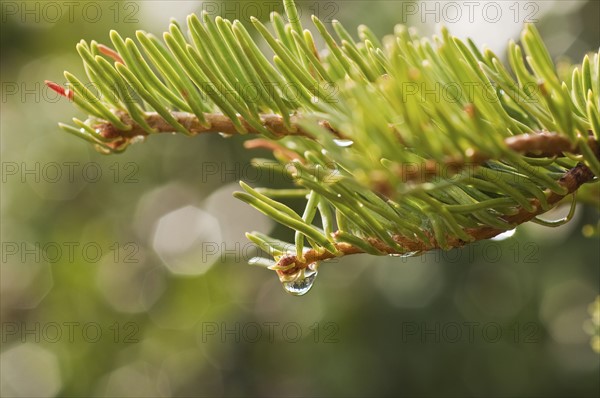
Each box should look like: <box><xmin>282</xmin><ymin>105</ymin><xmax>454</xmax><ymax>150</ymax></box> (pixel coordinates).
<box><xmin>389</xmin><ymin>251</ymin><xmax>421</xmax><ymax>258</ymax></box>
<box><xmin>130</xmin><ymin>136</ymin><xmax>146</xmax><ymax>145</ymax></box>
<box><xmin>333</xmin><ymin>139</ymin><xmax>354</xmax><ymax>147</ymax></box>
<box><xmin>219</xmin><ymin>132</ymin><xmax>234</xmax><ymax>138</ymax></box>
<box><xmin>280</xmin><ymin>263</ymin><xmax>319</xmax><ymax>296</ymax></box>
<box><xmin>491</xmin><ymin>229</ymin><xmax>516</xmax><ymax>241</ymax></box>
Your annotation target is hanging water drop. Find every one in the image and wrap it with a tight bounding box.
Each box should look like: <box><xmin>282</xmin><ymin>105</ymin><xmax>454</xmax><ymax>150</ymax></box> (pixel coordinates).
<box><xmin>219</xmin><ymin>132</ymin><xmax>234</xmax><ymax>138</ymax></box>
<box><xmin>530</xmin><ymin>194</ymin><xmax>578</xmax><ymax>228</ymax></box>
<box><xmin>130</xmin><ymin>136</ymin><xmax>146</xmax><ymax>145</ymax></box>
<box><xmin>388</xmin><ymin>251</ymin><xmax>421</xmax><ymax>258</ymax></box>
<box><xmin>490</xmin><ymin>229</ymin><xmax>516</xmax><ymax>241</ymax></box>
<box><xmin>333</xmin><ymin>139</ymin><xmax>354</xmax><ymax>147</ymax></box>
<box><xmin>280</xmin><ymin>263</ymin><xmax>319</xmax><ymax>296</ymax></box>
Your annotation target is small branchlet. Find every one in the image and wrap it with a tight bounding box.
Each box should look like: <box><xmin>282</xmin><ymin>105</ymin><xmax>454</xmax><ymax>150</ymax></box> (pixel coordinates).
<box><xmin>47</xmin><ymin>0</ymin><xmax>599</xmax><ymax>294</ymax></box>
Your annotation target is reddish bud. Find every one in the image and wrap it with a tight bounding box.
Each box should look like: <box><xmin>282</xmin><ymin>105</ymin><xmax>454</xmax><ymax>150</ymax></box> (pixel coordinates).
<box><xmin>97</xmin><ymin>44</ymin><xmax>124</xmax><ymax>64</ymax></box>
<box><xmin>464</xmin><ymin>103</ymin><xmax>476</xmax><ymax>118</ymax></box>
<box><xmin>276</xmin><ymin>255</ymin><xmax>301</xmax><ymax>276</ymax></box>
<box><xmin>44</xmin><ymin>80</ymin><xmax>74</xmax><ymax>100</ymax></box>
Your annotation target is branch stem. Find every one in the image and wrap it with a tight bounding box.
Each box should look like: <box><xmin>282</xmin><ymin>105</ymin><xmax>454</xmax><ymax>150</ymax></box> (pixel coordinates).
<box><xmin>277</xmin><ymin>161</ymin><xmax>598</xmax><ymax>273</ymax></box>
<box><xmin>98</xmin><ymin>112</ymin><xmax>597</xmax><ymax>179</ymax></box>
<box><xmin>93</xmin><ymin>113</ymin><xmax>598</xmax><ymax>273</ymax></box>
<box><xmin>97</xmin><ymin>111</ymin><xmax>336</xmax><ymax>139</ymax></box>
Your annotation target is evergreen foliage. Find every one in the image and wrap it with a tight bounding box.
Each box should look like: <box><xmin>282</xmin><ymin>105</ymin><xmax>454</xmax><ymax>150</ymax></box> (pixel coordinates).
<box><xmin>47</xmin><ymin>0</ymin><xmax>599</xmax><ymax>292</ymax></box>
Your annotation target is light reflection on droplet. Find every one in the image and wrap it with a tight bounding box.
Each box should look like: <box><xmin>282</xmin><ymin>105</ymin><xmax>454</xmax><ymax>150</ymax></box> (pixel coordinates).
<box><xmin>130</xmin><ymin>136</ymin><xmax>146</xmax><ymax>145</ymax></box>
<box><xmin>388</xmin><ymin>251</ymin><xmax>421</xmax><ymax>258</ymax></box>
<box><xmin>522</xmin><ymin>203</ymin><xmax>583</xmax><ymax>243</ymax></box>
<box><xmin>491</xmin><ymin>228</ymin><xmax>516</xmax><ymax>241</ymax></box>
<box><xmin>333</xmin><ymin>139</ymin><xmax>354</xmax><ymax>147</ymax></box>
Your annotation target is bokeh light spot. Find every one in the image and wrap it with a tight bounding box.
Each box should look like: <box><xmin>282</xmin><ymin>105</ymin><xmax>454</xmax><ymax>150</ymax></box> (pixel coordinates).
<box><xmin>153</xmin><ymin>205</ymin><xmax>222</xmax><ymax>276</ymax></box>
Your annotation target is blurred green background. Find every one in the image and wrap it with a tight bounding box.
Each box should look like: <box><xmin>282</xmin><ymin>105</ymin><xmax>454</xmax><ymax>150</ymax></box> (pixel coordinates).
<box><xmin>1</xmin><ymin>0</ymin><xmax>599</xmax><ymax>396</ymax></box>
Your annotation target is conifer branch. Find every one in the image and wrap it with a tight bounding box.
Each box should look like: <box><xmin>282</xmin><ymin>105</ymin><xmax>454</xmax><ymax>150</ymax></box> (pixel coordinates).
<box><xmin>395</xmin><ymin>131</ymin><xmax>599</xmax><ymax>183</ymax></box>
<box><xmin>46</xmin><ymin>0</ymin><xmax>600</xmax><ymax>293</ymax></box>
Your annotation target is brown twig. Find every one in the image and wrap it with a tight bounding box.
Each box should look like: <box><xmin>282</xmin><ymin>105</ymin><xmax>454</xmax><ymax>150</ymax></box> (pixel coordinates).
<box><xmin>395</xmin><ymin>132</ymin><xmax>599</xmax><ymax>183</ymax></box>
<box><xmin>97</xmin><ymin>112</ymin><xmax>596</xmax><ymax>178</ymax></box>
<box><xmin>96</xmin><ymin>111</ymin><xmax>341</xmax><ymax>140</ymax></box>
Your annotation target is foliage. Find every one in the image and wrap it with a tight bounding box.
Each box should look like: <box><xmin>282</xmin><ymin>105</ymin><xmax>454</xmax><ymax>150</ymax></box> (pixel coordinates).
<box><xmin>47</xmin><ymin>0</ymin><xmax>599</xmax><ymax>293</ymax></box>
